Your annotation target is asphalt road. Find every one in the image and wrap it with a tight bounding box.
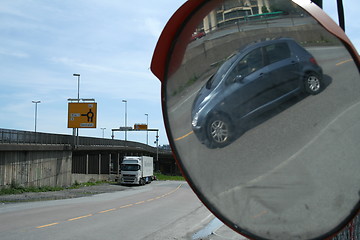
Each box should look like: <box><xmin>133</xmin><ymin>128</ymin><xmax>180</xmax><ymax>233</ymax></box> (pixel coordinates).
<box><xmin>167</xmin><ymin>45</ymin><xmax>360</xmax><ymax>239</ymax></box>
<box><xmin>0</xmin><ymin>181</ymin><xmax>222</xmax><ymax>240</ymax></box>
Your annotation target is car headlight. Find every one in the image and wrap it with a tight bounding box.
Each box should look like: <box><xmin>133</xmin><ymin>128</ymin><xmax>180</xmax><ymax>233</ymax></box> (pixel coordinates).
<box><xmin>192</xmin><ymin>113</ymin><xmax>199</xmax><ymax>127</ymax></box>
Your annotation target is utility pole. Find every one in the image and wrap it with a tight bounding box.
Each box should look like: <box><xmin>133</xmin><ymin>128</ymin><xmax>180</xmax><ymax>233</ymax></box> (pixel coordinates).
<box><xmin>32</xmin><ymin>100</ymin><xmax>41</xmax><ymax>132</ymax></box>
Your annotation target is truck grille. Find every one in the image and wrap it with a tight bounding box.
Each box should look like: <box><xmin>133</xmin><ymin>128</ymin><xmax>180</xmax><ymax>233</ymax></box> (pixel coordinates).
<box><xmin>122</xmin><ymin>174</ymin><xmax>136</xmax><ymax>183</ymax></box>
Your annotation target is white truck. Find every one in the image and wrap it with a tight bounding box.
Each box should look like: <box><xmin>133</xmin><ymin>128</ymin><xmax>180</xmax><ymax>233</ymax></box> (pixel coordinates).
<box><xmin>120</xmin><ymin>156</ymin><xmax>154</xmax><ymax>185</ymax></box>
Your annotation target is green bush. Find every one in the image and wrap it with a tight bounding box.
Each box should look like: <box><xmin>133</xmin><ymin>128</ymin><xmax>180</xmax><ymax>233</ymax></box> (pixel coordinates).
<box><xmin>154</xmin><ymin>172</ymin><xmax>185</xmax><ymax>181</ymax></box>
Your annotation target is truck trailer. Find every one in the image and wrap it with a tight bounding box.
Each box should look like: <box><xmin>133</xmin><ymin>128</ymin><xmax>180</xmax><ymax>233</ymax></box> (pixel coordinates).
<box><xmin>120</xmin><ymin>156</ymin><xmax>154</xmax><ymax>185</ymax></box>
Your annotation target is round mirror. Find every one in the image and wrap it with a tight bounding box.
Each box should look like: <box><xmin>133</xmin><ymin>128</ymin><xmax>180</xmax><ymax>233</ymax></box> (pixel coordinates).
<box><xmin>158</xmin><ymin>0</ymin><xmax>360</xmax><ymax>239</ymax></box>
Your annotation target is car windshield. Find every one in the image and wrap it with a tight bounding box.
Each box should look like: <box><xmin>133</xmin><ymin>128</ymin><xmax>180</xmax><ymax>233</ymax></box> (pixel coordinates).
<box><xmin>121</xmin><ymin>164</ymin><xmax>140</xmax><ymax>171</ymax></box>
<box><xmin>207</xmin><ymin>54</ymin><xmax>238</xmax><ymax>89</ymax></box>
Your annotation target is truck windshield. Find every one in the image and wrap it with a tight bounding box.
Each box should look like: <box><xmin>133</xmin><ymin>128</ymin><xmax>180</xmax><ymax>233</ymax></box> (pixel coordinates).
<box><xmin>121</xmin><ymin>164</ymin><xmax>140</xmax><ymax>171</ymax></box>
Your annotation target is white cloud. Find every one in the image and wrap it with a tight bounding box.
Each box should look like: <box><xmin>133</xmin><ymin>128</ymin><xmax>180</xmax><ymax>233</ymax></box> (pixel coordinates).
<box><xmin>144</xmin><ymin>18</ymin><xmax>164</xmax><ymax>38</ymax></box>
<box><xmin>0</xmin><ymin>5</ymin><xmax>37</xmax><ymax>21</ymax></box>
<box><xmin>51</xmin><ymin>57</ymin><xmax>120</xmax><ymax>73</ymax></box>
<box><xmin>0</xmin><ymin>48</ymin><xmax>29</xmax><ymax>58</ymax></box>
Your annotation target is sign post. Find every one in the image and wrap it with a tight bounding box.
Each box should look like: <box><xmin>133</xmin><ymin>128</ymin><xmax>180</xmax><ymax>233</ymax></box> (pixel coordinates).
<box><xmin>67</xmin><ymin>99</ymin><xmax>97</xmax><ymax>147</ymax></box>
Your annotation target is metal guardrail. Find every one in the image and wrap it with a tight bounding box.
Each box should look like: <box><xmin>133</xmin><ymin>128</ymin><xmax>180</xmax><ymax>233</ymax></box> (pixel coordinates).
<box><xmin>0</xmin><ymin>128</ymin><xmax>73</xmax><ymax>145</ymax></box>
<box><xmin>0</xmin><ymin>128</ymin><xmax>171</xmax><ymax>154</ymax></box>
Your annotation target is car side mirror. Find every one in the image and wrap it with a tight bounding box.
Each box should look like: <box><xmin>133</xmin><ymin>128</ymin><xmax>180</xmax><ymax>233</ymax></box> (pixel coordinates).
<box><xmin>151</xmin><ymin>0</ymin><xmax>360</xmax><ymax>239</ymax></box>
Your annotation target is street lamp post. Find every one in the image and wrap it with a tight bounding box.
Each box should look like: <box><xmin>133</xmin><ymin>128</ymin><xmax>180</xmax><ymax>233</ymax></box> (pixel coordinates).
<box><xmin>73</xmin><ymin>73</ymin><xmax>80</xmax><ymax>145</ymax></box>
<box><xmin>32</xmin><ymin>101</ymin><xmax>41</xmax><ymax>132</ymax></box>
<box><xmin>122</xmin><ymin>100</ymin><xmax>127</xmax><ymax>141</ymax></box>
<box><xmin>73</xmin><ymin>74</ymin><xmax>80</xmax><ymax>102</ymax></box>
<box><xmin>101</xmin><ymin>128</ymin><xmax>106</xmax><ymax>138</ymax></box>
<box><xmin>145</xmin><ymin>113</ymin><xmax>149</xmax><ymax>145</ymax></box>
<box><xmin>155</xmin><ymin>131</ymin><xmax>159</xmax><ymax>171</ymax></box>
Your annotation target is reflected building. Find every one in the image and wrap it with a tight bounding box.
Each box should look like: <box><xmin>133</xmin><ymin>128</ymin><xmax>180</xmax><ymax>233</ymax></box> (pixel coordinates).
<box><xmin>203</xmin><ymin>0</ymin><xmax>271</xmax><ymax>33</ymax></box>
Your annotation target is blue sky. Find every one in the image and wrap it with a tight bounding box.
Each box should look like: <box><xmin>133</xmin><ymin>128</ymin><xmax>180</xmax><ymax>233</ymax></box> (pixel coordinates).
<box><xmin>0</xmin><ymin>1</ymin><xmax>358</xmax><ymax>146</ymax></box>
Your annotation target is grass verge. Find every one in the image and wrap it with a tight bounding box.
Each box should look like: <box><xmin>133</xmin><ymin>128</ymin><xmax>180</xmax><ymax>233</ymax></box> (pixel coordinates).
<box><xmin>0</xmin><ymin>175</ymin><xmax>184</xmax><ymax>196</ymax></box>
<box><xmin>0</xmin><ymin>181</ymin><xmax>111</xmax><ymax>196</ymax></box>
<box><xmin>154</xmin><ymin>173</ymin><xmax>185</xmax><ymax>181</ymax></box>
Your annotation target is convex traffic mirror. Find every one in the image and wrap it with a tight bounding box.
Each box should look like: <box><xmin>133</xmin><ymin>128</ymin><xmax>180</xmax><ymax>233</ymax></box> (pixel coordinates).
<box><xmin>151</xmin><ymin>0</ymin><xmax>360</xmax><ymax>239</ymax></box>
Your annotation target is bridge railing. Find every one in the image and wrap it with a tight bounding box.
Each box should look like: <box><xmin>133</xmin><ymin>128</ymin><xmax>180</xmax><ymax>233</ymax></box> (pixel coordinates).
<box><xmin>0</xmin><ymin>128</ymin><xmax>72</xmax><ymax>145</ymax></box>
<box><xmin>0</xmin><ymin>128</ymin><xmax>170</xmax><ymax>154</ymax></box>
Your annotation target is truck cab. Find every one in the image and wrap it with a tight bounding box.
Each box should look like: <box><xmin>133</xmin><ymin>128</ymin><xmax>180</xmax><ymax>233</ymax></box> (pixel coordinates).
<box><xmin>120</xmin><ymin>156</ymin><xmax>154</xmax><ymax>185</ymax></box>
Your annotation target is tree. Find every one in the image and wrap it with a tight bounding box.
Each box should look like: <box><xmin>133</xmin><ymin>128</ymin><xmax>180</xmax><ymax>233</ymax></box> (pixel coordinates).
<box><xmin>269</xmin><ymin>0</ymin><xmax>301</xmax><ymax>14</ymax></box>
<box><xmin>261</xmin><ymin>6</ymin><xmax>269</xmax><ymax>13</ymax></box>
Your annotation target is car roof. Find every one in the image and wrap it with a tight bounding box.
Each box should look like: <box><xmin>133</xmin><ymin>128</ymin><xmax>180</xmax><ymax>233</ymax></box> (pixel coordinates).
<box><xmin>239</xmin><ymin>37</ymin><xmax>294</xmax><ymax>54</ymax></box>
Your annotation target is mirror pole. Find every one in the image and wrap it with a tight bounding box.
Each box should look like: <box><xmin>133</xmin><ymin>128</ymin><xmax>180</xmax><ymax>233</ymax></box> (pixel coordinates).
<box><xmin>312</xmin><ymin>0</ymin><xmax>322</xmax><ymax>8</ymax></box>
<box><xmin>311</xmin><ymin>0</ymin><xmax>345</xmax><ymax>32</ymax></box>
<box><xmin>337</xmin><ymin>0</ymin><xmax>345</xmax><ymax>31</ymax></box>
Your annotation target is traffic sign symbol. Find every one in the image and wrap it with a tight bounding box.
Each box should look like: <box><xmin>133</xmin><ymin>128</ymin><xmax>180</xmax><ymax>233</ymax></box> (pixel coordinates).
<box><xmin>68</xmin><ymin>102</ymin><xmax>97</xmax><ymax>128</ymax></box>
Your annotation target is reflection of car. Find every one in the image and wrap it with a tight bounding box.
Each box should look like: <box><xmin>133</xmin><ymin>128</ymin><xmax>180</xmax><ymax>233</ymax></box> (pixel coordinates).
<box><xmin>191</xmin><ymin>30</ymin><xmax>206</xmax><ymax>41</ymax></box>
<box><xmin>191</xmin><ymin>38</ymin><xmax>323</xmax><ymax>148</ymax></box>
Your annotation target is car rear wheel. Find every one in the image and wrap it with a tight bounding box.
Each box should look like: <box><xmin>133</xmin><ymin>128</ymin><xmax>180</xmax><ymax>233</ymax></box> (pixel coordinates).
<box><xmin>206</xmin><ymin>114</ymin><xmax>233</xmax><ymax>148</ymax></box>
<box><xmin>304</xmin><ymin>72</ymin><xmax>322</xmax><ymax>95</ymax></box>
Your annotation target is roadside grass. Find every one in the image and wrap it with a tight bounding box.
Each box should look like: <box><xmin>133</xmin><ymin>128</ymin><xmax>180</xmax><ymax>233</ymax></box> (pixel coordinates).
<box><xmin>0</xmin><ymin>186</ymin><xmax>64</xmax><ymax>195</ymax></box>
<box><xmin>0</xmin><ymin>175</ymin><xmax>185</xmax><ymax>195</ymax></box>
<box><xmin>0</xmin><ymin>180</ymin><xmax>111</xmax><ymax>196</ymax></box>
<box><xmin>154</xmin><ymin>173</ymin><xmax>185</xmax><ymax>181</ymax></box>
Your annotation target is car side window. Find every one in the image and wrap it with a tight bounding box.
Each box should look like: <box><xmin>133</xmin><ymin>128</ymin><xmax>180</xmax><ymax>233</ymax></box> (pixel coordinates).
<box><xmin>265</xmin><ymin>42</ymin><xmax>291</xmax><ymax>64</ymax></box>
<box><xmin>227</xmin><ymin>47</ymin><xmax>263</xmax><ymax>84</ymax></box>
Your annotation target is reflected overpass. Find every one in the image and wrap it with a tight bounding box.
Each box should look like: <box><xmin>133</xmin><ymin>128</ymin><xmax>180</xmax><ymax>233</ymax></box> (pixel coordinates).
<box><xmin>0</xmin><ymin>128</ymin><xmax>178</xmax><ymax>188</ymax></box>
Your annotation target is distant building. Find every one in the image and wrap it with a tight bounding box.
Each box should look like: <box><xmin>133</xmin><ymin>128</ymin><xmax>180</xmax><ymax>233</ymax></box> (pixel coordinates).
<box><xmin>202</xmin><ymin>0</ymin><xmax>271</xmax><ymax>33</ymax></box>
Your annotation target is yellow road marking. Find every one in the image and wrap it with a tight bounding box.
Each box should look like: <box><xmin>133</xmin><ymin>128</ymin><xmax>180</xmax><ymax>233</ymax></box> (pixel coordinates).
<box><xmin>36</xmin><ymin>184</ymin><xmax>183</xmax><ymax>229</ymax></box>
<box><xmin>336</xmin><ymin>59</ymin><xmax>353</xmax><ymax>66</ymax></box>
<box><xmin>252</xmin><ymin>210</ymin><xmax>268</xmax><ymax>219</ymax></box>
<box><xmin>175</xmin><ymin>131</ymin><xmax>193</xmax><ymax>141</ymax></box>
<box><xmin>98</xmin><ymin>208</ymin><xmax>116</xmax><ymax>214</ymax></box>
<box><xmin>119</xmin><ymin>204</ymin><xmax>133</xmax><ymax>208</ymax></box>
<box><xmin>36</xmin><ymin>223</ymin><xmax>59</xmax><ymax>229</ymax></box>
<box><xmin>67</xmin><ymin>214</ymin><xmax>92</xmax><ymax>221</ymax></box>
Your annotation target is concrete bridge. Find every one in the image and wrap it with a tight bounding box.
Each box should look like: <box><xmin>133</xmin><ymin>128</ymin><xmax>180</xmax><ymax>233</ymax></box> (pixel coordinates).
<box><xmin>0</xmin><ymin>128</ymin><xmax>178</xmax><ymax>189</ymax></box>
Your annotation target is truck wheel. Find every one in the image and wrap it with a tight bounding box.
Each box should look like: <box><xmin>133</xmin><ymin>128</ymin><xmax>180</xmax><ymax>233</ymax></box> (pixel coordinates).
<box><xmin>139</xmin><ymin>178</ymin><xmax>145</xmax><ymax>186</ymax></box>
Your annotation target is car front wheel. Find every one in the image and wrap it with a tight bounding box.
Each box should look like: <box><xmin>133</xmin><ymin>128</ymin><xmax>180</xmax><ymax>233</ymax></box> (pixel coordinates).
<box><xmin>304</xmin><ymin>72</ymin><xmax>322</xmax><ymax>95</ymax></box>
<box><xmin>206</xmin><ymin>114</ymin><xmax>233</xmax><ymax>148</ymax></box>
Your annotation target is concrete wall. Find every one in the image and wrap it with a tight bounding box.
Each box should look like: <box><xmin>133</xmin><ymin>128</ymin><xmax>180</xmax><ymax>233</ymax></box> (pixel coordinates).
<box><xmin>72</xmin><ymin>174</ymin><xmax>117</xmax><ymax>184</ymax></box>
<box><xmin>0</xmin><ymin>145</ymin><xmax>72</xmax><ymax>188</ymax></box>
<box><xmin>0</xmin><ymin>144</ymin><xmax>177</xmax><ymax>189</ymax></box>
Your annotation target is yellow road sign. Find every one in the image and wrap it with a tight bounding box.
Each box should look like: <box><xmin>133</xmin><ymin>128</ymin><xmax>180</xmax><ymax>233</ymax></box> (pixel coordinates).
<box><xmin>68</xmin><ymin>102</ymin><xmax>97</xmax><ymax>128</ymax></box>
<box><xmin>134</xmin><ymin>124</ymin><xmax>148</xmax><ymax>130</ymax></box>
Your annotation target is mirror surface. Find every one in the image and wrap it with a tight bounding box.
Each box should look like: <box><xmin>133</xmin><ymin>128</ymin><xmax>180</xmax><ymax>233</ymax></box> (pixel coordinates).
<box><xmin>164</xmin><ymin>0</ymin><xmax>360</xmax><ymax>239</ymax></box>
